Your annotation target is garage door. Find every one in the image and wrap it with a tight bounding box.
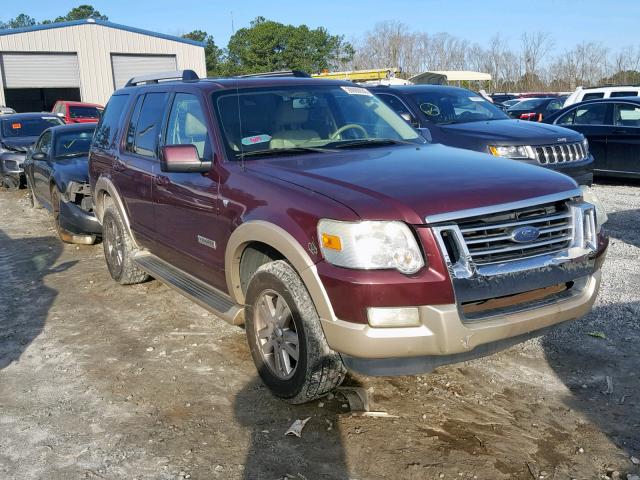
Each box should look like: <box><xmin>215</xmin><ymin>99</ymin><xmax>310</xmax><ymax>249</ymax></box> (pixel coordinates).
<box><xmin>112</xmin><ymin>55</ymin><xmax>177</xmax><ymax>89</ymax></box>
<box><xmin>1</xmin><ymin>53</ymin><xmax>80</xmax><ymax>88</ymax></box>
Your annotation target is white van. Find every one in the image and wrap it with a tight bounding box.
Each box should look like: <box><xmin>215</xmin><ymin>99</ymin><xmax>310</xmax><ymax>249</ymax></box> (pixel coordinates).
<box><xmin>564</xmin><ymin>86</ymin><xmax>640</xmax><ymax>107</ymax></box>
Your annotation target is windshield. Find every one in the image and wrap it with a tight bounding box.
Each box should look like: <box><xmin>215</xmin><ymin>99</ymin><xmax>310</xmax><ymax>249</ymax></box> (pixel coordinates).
<box><xmin>2</xmin><ymin>116</ymin><xmax>62</xmax><ymax>138</ymax></box>
<box><xmin>54</xmin><ymin>128</ymin><xmax>95</xmax><ymax>158</ymax></box>
<box><xmin>510</xmin><ymin>98</ymin><xmax>547</xmax><ymax>109</ymax></box>
<box><xmin>408</xmin><ymin>89</ymin><xmax>508</xmax><ymax>125</ymax></box>
<box><xmin>69</xmin><ymin>106</ymin><xmax>102</xmax><ymax>119</ymax></box>
<box><xmin>213</xmin><ymin>85</ymin><xmax>422</xmax><ymax>159</ymax></box>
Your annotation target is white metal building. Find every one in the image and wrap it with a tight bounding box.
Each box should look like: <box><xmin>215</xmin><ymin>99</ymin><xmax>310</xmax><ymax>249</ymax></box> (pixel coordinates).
<box><xmin>0</xmin><ymin>19</ymin><xmax>207</xmax><ymax>112</ymax></box>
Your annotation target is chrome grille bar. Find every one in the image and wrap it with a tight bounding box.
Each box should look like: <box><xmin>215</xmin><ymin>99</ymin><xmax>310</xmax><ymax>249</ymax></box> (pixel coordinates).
<box><xmin>533</xmin><ymin>142</ymin><xmax>587</xmax><ymax>165</ymax></box>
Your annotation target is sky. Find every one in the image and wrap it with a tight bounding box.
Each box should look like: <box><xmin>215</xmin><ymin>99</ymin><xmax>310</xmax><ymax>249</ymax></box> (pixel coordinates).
<box><xmin>3</xmin><ymin>0</ymin><xmax>638</xmax><ymax>55</ymax></box>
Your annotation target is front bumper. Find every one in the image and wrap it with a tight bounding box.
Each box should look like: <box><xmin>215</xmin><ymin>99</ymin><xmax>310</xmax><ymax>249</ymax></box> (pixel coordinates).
<box><xmin>319</xmin><ymin>221</ymin><xmax>607</xmax><ymax>376</ymax></box>
<box><xmin>322</xmin><ymin>270</ymin><xmax>600</xmax><ymax>375</ymax></box>
<box><xmin>0</xmin><ymin>153</ymin><xmax>26</xmax><ymax>182</ymax></box>
<box><xmin>522</xmin><ymin>155</ymin><xmax>594</xmax><ymax>186</ymax></box>
<box><xmin>59</xmin><ymin>199</ymin><xmax>102</xmax><ymax>236</ymax></box>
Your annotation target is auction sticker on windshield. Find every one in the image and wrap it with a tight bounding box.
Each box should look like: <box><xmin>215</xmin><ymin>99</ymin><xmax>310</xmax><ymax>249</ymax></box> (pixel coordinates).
<box><xmin>341</xmin><ymin>86</ymin><xmax>373</xmax><ymax>96</ymax></box>
<box><xmin>241</xmin><ymin>134</ymin><xmax>272</xmax><ymax>146</ymax></box>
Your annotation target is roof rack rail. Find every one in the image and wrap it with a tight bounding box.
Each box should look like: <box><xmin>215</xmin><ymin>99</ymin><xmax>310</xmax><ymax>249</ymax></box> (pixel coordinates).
<box><xmin>125</xmin><ymin>69</ymin><xmax>199</xmax><ymax>87</ymax></box>
<box><xmin>236</xmin><ymin>70</ymin><xmax>311</xmax><ymax>79</ymax></box>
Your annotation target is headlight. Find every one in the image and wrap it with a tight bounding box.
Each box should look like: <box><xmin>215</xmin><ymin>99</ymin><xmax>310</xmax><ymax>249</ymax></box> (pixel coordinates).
<box><xmin>582</xmin><ymin>137</ymin><xmax>589</xmax><ymax>156</ymax></box>
<box><xmin>580</xmin><ymin>185</ymin><xmax>607</xmax><ymax>231</ymax></box>
<box><xmin>488</xmin><ymin>145</ymin><xmax>535</xmax><ymax>160</ymax></box>
<box><xmin>317</xmin><ymin>219</ymin><xmax>425</xmax><ymax>274</ymax></box>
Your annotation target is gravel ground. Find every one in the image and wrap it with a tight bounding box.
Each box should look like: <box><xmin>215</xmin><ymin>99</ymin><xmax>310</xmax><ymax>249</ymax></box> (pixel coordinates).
<box><xmin>0</xmin><ymin>181</ymin><xmax>638</xmax><ymax>480</ymax></box>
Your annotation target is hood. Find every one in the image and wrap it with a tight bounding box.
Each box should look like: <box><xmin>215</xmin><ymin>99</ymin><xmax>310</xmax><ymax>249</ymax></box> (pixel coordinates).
<box><xmin>247</xmin><ymin>144</ymin><xmax>578</xmax><ymax>224</ymax></box>
<box><xmin>440</xmin><ymin>119</ymin><xmax>583</xmax><ymax>145</ymax></box>
<box><xmin>1</xmin><ymin>136</ymin><xmax>38</xmax><ymax>152</ymax></box>
<box><xmin>54</xmin><ymin>155</ymin><xmax>90</xmax><ymax>184</ymax></box>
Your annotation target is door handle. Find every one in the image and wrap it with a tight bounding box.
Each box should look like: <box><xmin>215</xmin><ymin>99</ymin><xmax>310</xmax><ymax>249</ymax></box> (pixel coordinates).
<box><xmin>612</xmin><ymin>129</ymin><xmax>627</xmax><ymax>134</ymax></box>
<box><xmin>154</xmin><ymin>175</ymin><xmax>170</xmax><ymax>186</ymax></box>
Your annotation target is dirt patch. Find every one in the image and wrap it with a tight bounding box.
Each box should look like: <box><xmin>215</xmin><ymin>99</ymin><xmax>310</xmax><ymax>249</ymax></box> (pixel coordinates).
<box><xmin>0</xmin><ymin>185</ymin><xmax>639</xmax><ymax>479</ymax></box>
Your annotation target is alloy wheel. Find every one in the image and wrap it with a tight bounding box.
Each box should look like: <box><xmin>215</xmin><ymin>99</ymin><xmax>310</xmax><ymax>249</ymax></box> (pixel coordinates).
<box><xmin>254</xmin><ymin>289</ymin><xmax>300</xmax><ymax>380</ymax></box>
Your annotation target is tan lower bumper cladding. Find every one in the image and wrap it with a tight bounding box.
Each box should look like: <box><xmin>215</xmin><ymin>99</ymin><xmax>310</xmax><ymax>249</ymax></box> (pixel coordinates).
<box><xmin>320</xmin><ymin>271</ymin><xmax>601</xmax><ymax>359</ymax></box>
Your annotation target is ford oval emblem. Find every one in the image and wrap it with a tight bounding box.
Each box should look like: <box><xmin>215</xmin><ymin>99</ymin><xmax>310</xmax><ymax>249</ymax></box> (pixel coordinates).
<box><xmin>511</xmin><ymin>226</ymin><xmax>541</xmax><ymax>243</ymax></box>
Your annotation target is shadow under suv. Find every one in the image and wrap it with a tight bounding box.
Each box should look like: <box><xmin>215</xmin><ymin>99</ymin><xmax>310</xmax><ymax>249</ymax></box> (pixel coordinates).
<box><xmin>89</xmin><ymin>70</ymin><xmax>608</xmax><ymax>403</ymax></box>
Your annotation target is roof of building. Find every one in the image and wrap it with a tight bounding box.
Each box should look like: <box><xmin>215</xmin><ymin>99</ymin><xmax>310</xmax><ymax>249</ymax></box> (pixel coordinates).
<box><xmin>0</xmin><ymin>18</ymin><xmax>205</xmax><ymax>47</ymax></box>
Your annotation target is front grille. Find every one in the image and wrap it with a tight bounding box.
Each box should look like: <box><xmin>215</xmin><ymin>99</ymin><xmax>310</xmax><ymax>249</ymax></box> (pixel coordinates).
<box><xmin>533</xmin><ymin>142</ymin><xmax>586</xmax><ymax>165</ymax></box>
<box><xmin>451</xmin><ymin>201</ymin><xmax>573</xmax><ymax>265</ymax></box>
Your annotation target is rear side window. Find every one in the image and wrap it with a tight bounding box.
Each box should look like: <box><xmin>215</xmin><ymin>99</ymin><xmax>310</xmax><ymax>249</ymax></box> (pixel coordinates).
<box><xmin>132</xmin><ymin>92</ymin><xmax>169</xmax><ymax>157</ymax></box>
<box><xmin>165</xmin><ymin>93</ymin><xmax>211</xmax><ymax>158</ymax></box>
<box><xmin>582</xmin><ymin>92</ymin><xmax>604</xmax><ymax>101</ymax></box>
<box><xmin>574</xmin><ymin>103</ymin><xmax>608</xmax><ymax>125</ymax></box>
<box><xmin>614</xmin><ymin>103</ymin><xmax>640</xmax><ymax>127</ymax></box>
<box><xmin>559</xmin><ymin>103</ymin><xmax>608</xmax><ymax>126</ymax></box>
<box><xmin>377</xmin><ymin>94</ymin><xmax>418</xmax><ymax>126</ymax></box>
<box><xmin>93</xmin><ymin>94</ymin><xmax>130</xmax><ymax>149</ymax></box>
<box><xmin>610</xmin><ymin>91</ymin><xmax>638</xmax><ymax>98</ymax></box>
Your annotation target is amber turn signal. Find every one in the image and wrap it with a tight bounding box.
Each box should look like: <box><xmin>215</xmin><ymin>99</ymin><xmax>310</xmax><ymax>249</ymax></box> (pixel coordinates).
<box><xmin>321</xmin><ymin>233</ymin><xmax>342</xmax><ymax>251</ymax></box>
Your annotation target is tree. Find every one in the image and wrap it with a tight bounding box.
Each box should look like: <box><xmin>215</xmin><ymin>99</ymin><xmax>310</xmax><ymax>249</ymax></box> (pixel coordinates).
<box><xmin>182</xmin><ymin>30</ymin><xmax>222</xmax><ymax>75</ymax></box>
<box><xmin>0</xmin><ymin>13</ymin><xmax>37</xmax><ymax>29</ymax></box>
<box><xmin>225</xmin><ymin>17</ymin><xmax>353</xmax><ymax>75</ymax></box>
<box><xmin>54</xmin><ymin>5</ymin><xmax>108</xmax><ymax>22</ymax></box>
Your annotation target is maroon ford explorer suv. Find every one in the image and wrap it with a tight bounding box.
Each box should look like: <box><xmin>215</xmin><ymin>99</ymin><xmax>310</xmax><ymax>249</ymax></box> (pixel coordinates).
<box><xmin>89</xmin><ymin>71</ymin><xmax>608</xmax><ymax>403</ymax></box>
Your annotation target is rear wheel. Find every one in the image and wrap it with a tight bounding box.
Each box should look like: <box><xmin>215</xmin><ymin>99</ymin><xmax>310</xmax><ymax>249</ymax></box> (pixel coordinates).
<box><xmin>245</xmin><ymin>260</ymin><xmax>345</xmax><ymax>404</ymax></box>
<box><xmin>102</xmin><ymin>203</ymin><xmax>149</xmax><ymax>285</ymax></box>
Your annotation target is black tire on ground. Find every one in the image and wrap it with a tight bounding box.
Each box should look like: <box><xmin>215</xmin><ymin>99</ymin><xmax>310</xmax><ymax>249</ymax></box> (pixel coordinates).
<box><xmin>50</xmin><ymin>186</ymin><xmax>69</xmax><ymax>243</ymax></box>
<box><xmin>27</xmin><ymin>175</ymin><xmax>41</xmax><ymax>208</ymax></box>
<box><xmin>102</xmin><ymin>202</ymin><xmax>149</xmax><ymax>285</ymax></box>
<box><xmin>1</xmin><ymin>175</ymin><xmax>19</xmax><ymax>191</ymax></box>
<box><xmin>245</xmin><ymin>260</ymin><xmax>346</xmax><ymax>404</ymax></box>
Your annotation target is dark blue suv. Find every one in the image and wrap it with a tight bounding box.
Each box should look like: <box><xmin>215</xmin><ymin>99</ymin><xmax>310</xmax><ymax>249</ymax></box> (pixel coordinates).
<box><xmin>368</xmin><ymin>85</ymin><xmax>594</xmax><ymax>186</ymax></box>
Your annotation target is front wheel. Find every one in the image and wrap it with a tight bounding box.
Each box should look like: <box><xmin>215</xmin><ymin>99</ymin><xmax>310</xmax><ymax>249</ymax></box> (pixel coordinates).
<box><xmin>245</xmin><ymin>260</ymin><xmax>346</xmax><ymax>404</ymax></box>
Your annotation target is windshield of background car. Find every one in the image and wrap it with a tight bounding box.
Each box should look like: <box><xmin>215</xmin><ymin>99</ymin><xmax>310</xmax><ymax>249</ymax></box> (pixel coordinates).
<box><xmin>408</xmin><ymin>90</ymin><xmax>509</xmax><ymax>124</ymax></box>
<box><xmin>2</xmin><ymin>116</ymin><xmax>63</xmax><ymax>138</ymax></box>
<box><xmin>213</xmin><ymin>85</ymin><xmax>422</xmax><ymax>159</ymax></box>
<box><xmin>512</xmin><ymin>98</ymin><xmax>547</xmax><ymax>109</ymax></box>
<box><xmin>69</xmin><ymin>106</ymin><xmax>102</xmax><ymax>119</ymax></box>
<box><xmin>54</xmin><ymin>128</ymin><xmax>96</xmax><ymax>158</ymax></box>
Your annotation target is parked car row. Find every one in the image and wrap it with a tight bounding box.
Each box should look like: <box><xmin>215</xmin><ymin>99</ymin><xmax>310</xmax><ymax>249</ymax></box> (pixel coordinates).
<box><xmin>2</xmin><ymin>70</ymin><xmax>612</xmax><ymax>404</ymax></box>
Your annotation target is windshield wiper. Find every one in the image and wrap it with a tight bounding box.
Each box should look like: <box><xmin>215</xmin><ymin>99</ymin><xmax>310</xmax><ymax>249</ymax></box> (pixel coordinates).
<box><xmin>55</xmin><ymin>152</ymin><xmax>87</xmax><ymax>159</ymax></box>
<box><xmin>240</xmin><ymin>146</ymin><xmax>337</xmax><ymax>158</ymax></box>
<box><xmin>329</xmin><ymin>138</ymin><xmax>419</xmax><ymax>149</ymax></box>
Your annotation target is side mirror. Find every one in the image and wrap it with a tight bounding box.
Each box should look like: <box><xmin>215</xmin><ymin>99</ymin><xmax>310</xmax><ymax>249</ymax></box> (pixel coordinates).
<box><xmin>31</xmin><ymin>152</ymin><xmax>47</xmax><ymax>161</ymax></box>
<box><xmin>417</xmin><ymin>127</ymin><xmax>432</xmax><ymax>142</ymax></box>
<box><xmin>161</xmin><ymin>144</ymin><xmax>212</xmax><ymax>173</ymax></box>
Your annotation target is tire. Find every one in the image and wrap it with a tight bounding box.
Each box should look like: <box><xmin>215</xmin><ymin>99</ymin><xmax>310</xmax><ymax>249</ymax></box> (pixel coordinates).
<box><xmin>102</xmin><ymin>202</ymin><xmax>149</xmax><ymax>285</ymax></box>
<box><xmin>27</xmin><ymin>175</ymin><xmax>41</xmax><ymax>208</ymax></box>
<box><xmin>245</xmin><ymin>260</ymin><xmax>346</xmax><ymax>404</ymax></box>
<box><xmin>1</xmin><ymin>175</ymin><xmax>19</xmax><ymax>191</ymax></box>
<box><xmin>50</xmin><ymin>186</ymin><xmax>69</xmax><ymax>243</ymax></box>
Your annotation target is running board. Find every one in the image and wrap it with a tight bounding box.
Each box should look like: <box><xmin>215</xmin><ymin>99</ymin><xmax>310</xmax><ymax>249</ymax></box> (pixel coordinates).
<box><xmin>133</xmin><ymin>252</ymin><xmax>244</xmax><ymax>326</ymax></box>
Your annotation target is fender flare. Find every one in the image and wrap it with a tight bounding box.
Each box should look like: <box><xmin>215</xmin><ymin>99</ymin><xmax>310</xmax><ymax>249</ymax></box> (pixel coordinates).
<box><xmin>225</xmin><ymin>220</ymin><xmax>336</xmax><ymax>322</ymax></box>
<box><xmin>94</xmin><ymin>176</ymin><xmax>140</xmax><ymax>248</ymax></box>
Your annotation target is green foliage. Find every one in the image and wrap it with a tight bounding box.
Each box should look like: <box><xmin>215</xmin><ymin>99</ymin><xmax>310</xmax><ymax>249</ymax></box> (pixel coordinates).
<box><xmin>0</xmin><ymin>13</ymin><xmax>37</xmax><ymax>29</ymax></box>
<box><xmin>224</xmin><ymin>17</ymin><xmax>354</xmax><ymax>75</ymax></box>
<box><xmin>182</xmin><ymin>30</ymin><xmax>222</xmax><ymax>75</ymax></box>
<box><xmin>54</xmin><ymin>5</ymin><xmax>108</xmax><ymax>22</ymax></box>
